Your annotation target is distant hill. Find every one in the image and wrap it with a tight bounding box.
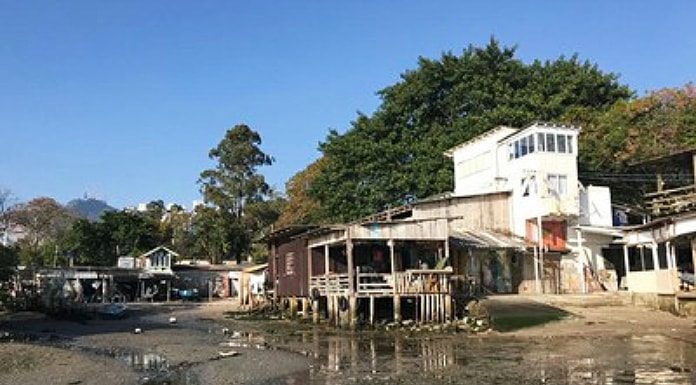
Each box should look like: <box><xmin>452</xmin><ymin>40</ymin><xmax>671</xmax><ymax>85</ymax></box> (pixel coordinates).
<box><xmin>66</xmin><ymin>198</ymin><xmax>115</xmax><ymax>221</ymax></box>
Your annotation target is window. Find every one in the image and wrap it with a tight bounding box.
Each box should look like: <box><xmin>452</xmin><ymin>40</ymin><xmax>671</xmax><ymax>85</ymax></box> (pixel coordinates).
<box><xmin>567</xmin><ymin>135</ymin><xmax>573</xmax><ymax>154</ymax></box>
<box><xmin>514</xmin><ymin>141</ymin><xmax>520</xmax><ymax>159</ymax></box>
<box><xmin>285</xmin><ymin>252</ymin><xmax>296</xmax><ymax>276</ymax></box>
<box><xmin>521</xmin><ymin>178</ymin><xmax>529</xmax><ymax>197</ymax></box>
<box><xmin>537</xmin><ymin>133</ymin><xmax>545</xmax><ymax>151</ymax></box>
<box><xmin>547</xmin><ymin>173</ymin><xmax>568</xmax><ymax>196</ymax></box>
<box><xmin>558</xmin><ymin>175</ymin><xmax>567</xmax><ymax>195</ymax></box>
<box><xmin>521</xmin><ymin>175</ymin><xmax>537</xmax><ymax>197</ymax></box>
<box><xmin>546</xmin><ymin>133</ymin><xmax>556</xmax><ymax>152</ymax></box>
<box><xmin>528</xmin><ymin>135</ymin><xmax>535</xmax><ymax>153</ymax></box>
<box><xmin>520</xmin><ymin>136</ymin><xmax>528</xmax><ymax>156</ymax></box>
<box><xmin>557</xmin><ymin>134</ymin><xmax>567</xmax><ymax>153</ymax></box>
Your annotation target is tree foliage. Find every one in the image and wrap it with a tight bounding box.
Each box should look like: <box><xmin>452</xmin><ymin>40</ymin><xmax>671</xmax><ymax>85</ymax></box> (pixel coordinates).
<box><xmin>10</xmin><ymin>197</ymin><xmax>75</xmax><ymax>266</ymax></box>
<box><xmin>309</xmin><ymin>39</ymin><xmax>632</xmax><ymax>222</ymax></box>
<box><xmin>577</xmin><ymin>84</ymin><xmax>696</xmax><ymax>171</ymax></box>
<box><xmin>275</xmin><ymin>157</ymin><xmax>327</xmax><ymax>227</ymax></box>
<box><xmin>198</xmin><ymin>124</ymin><xmax>279</xmax><ymax>262</ymax></box>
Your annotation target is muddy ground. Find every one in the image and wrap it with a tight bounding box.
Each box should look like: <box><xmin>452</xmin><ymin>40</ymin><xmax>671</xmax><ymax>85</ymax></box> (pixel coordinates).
<box><xmin>2</xmin><ymin>294</ymin><xmax>696</xmax><ymax>385</ymax></box>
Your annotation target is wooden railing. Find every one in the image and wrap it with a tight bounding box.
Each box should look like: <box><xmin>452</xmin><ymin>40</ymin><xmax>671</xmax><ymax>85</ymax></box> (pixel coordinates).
<box><xmin>645</xmin><ymin>185</ymin><xmax>696</xmax><ymax>216</ymax></box>
<box><xmin>356</xmin><ymin>268</ymin><xmax>393</xmax><ymax>294</ymax></box>
<box><xmin>310</xmin><ymin>269</ymin><xmax>453</xmax><ymax>297</ymax></box>
<box><xmin>310</xmin><ymin>274</ymin><xmax>350</xmax><ymax>296</ymax></box>
<box><xmin>394</xmin><ymin>269</ymin><xmax>452</xmax><ymax>294</ymax></box>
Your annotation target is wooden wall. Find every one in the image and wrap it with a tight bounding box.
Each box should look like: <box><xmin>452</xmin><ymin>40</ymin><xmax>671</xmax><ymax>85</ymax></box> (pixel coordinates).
<box><xmin>269</xmin><ymin>237</ymin><xmax>309</xmax><ymax>298</ymax></box>
<box><xmin>413</xmin><ymin>193</ymin><xmax>511</xmax><ymax>232</ymax></box>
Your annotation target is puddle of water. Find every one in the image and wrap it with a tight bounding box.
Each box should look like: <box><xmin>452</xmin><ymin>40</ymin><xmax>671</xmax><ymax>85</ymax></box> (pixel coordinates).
<box><xmin>250</xmin><ymin>331</ymin><xmax>696</xmax><ymax>385</ymax></box>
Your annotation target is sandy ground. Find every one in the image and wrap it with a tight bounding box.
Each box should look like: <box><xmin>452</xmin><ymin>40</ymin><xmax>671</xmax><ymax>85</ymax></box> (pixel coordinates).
<box><xmin>2</xmin><ymin>295</ymin><xmax>696</xmax><ymax>385</ymax></box>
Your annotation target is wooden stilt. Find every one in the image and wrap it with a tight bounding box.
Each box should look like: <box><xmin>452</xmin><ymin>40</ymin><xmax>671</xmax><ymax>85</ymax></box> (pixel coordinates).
<box><xmin>349</xmin><ymin>296</ymin><xmax>358</xmax><ymax>330</ymax></box>
<box><xmin>369</xmin><ymin>296</ymin><xmax>375</xmax><ymax>326</ymax></box>
<box><xmin>313</xmin><ymin>298</ymin><xmax>320</xmax><ymax>324</ymax></box>
<box><xmin>425</xmin><ymin>295</ymin><xmax>431</xmax><ymax>323</ymax></box>
<box><xmin>444</xmin><ymin>294</ymin><xmax>452</xmax><ymax>322</ymax></box>
<box><xmin>290</xmin><ymin>297</ymin><xmax>298</xmax><ymax>319</ymax></box>
<box><xmin>393</xmin><ymin>295</ymin><xmax>401</xmax><ymax>323</ymax></box>
<box><xmin>420</xmin><ymin>294</ymin><xmax>425</xmax><ymax>323</ymax></box>
<box><xmin>302</xmin><ymin>298</ymin><xmax>310</xmax><ymax>320</ymax></box>
<box><xmin>327</xmin><ymin>295</ymin><xmax>334</xmax><ymax>323</ymax></box>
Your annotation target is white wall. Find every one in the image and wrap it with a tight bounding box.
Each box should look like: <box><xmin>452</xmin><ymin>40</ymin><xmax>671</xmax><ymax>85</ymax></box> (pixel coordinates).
<box><xmin>579</xmin><ymin>186</ymin><xmax>613</xmax><ymax>227</ymax></box>
<box><xmin>450</xmin><ymin>126</ymin><xmax>518</xmax><ymax>196</ymax></box>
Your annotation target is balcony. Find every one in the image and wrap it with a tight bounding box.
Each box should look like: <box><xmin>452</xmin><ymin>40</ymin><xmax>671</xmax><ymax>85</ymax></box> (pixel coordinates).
<box><xmin>310</xmin><ymin>268</ymin><xmax>452</xmax><ymax>297</ymax></box>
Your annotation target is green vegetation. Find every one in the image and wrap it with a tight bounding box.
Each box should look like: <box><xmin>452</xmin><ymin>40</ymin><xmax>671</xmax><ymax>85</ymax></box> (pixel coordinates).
<box><xmin>291</xmin><ymin>39</ymin><xmax>633</xmax><ymax>223</ymax></box>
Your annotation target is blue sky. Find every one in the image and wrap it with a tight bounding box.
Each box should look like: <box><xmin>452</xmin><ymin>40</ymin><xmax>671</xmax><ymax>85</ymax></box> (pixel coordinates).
<box><xmin>1</xmin><ymin>1</ymin><xmax>695</xmax><ymax>208</ymax></box>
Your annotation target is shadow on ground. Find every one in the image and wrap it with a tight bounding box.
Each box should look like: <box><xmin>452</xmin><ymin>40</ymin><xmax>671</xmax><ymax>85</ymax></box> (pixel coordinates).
<box><xmin>483</xmin><ymin>296</ymin><xmax>571</xmax><ymax>332</ymax></box>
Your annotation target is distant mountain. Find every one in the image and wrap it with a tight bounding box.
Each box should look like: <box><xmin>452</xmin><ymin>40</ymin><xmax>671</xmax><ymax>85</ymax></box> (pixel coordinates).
<box><xmin>66</xmin><ymin>198</ymin><xmax>115</xmax><ymax>221</ymax></box>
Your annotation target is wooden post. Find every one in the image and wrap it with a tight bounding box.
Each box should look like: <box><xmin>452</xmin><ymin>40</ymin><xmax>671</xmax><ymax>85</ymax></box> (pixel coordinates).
<box><xmin>691</xmin><ymin>239</ymin><xmax>696</xmax><ymax>288</ymax></box>
<box><xmin>313</xmin><ymin>298</ymin><xmax>320</xmax><ymax>324</ymax></box>
<box><xmin>290</xmin><ymin>297</ymin><xmax>298</xmax><ymax>319</ymax></box>
<box><xmin>349</xmin><ymin>296</ymin><xmax>358</xmax><ymax>329</ymax></box>
<box><xmin>101</xmin><ymin>277</ymin><xmax>107</xmax><ymax>303</ymax></box>
<box><xmin>347</xmin><ymin>232</ymin><xmax>355</xmax><ymax>295</ymax></box>
<box><xmin>369</xmin><ymin>296</ymin><xmax>375</xmax><ymax>326</ymax></box>
<box><xmin>537</xmin><ymin>216</ymin><xmax>544</xmax><ymax>294</ymax></box>
<box><xmin>333</xmin><ymin>296</ymin><xmax>340</xmax><ymax>327</ymax></box>
<box><xmin>302</xmin><ymin>298</ymin><xmax>310</xmax><ymax>320</ymax></box>
<box><xmin>425</xmin><ymin>295</ymin><xmax>431</xmax><ymax>323</ymax></box>
<box><xmin>444</xmin><ymin>294</ymin><xmax>452</xmax><ymax>322</ymax></box>
<box><xmin>166</xmin><ymin>279</ymin><xmax>171</xmax><ymax>303</ymax></box>
<box><xmin>307</xmin><ymin>246</ymin><xmax>313</xmax><ymax>284</ymax></box>
<box><xmin>271</xmin><ymin>243</ymin><xmax>277</xmax><ymax>303</ymax></box>
<box><xmin>393</xmin><ymin>295</ymin><xmax>401</xmax><ymax>323</ymax></box>
<box><xmin>324</xmin><ymin>244</ymin><xmax>330</xmax><ymax>275</ymax></box>
<box><xmin>420</xmin><ymin>294</ymin><xmax>425</xmax><ymax>323</ymax></box>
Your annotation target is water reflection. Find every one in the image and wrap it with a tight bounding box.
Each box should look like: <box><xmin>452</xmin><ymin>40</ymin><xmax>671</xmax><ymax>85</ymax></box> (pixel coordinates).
<box><xmin>253</xmin><ymin>331</ymin><xmax>696</xmax><ymax>385</ymax></box>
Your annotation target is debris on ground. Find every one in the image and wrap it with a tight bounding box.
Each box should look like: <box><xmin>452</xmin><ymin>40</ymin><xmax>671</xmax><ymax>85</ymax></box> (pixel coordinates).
<box><xmin>218</xmin><ymin>350</ymin><xmax>239</xmax><ymax>358</ymax></box>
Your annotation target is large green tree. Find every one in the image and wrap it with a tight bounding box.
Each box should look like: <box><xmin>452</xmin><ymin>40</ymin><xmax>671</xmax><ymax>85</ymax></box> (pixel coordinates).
<box><xmin>309</xmin><ymin>39</ymin><xmax>632</xmax><ymax>222</ymax></box>
<box><xmin>198</xmin><ymin>124</ymin><xmax>277</xmax><ymax>262</ymax></box>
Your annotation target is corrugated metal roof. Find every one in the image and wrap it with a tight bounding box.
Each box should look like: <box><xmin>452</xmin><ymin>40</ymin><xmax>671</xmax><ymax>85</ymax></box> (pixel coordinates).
<box><xmin>449</xmin><ymin>228</ymin><xmax>528</xmax><ymax>250</ymax></box>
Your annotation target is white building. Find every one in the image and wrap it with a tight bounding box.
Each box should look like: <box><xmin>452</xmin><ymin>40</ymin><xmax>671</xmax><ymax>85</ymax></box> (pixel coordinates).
<box><xmin>445</xmin><ymin>122</ymin><xmax>619</xmax><ymax>293</ymax></box>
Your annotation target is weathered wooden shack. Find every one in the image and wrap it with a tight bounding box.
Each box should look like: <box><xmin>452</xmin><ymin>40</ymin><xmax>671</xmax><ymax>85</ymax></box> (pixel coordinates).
<box><xmin>269</xmin><ymin>192</ymin><xmax>532</xmax><ymax>327</ymax></box>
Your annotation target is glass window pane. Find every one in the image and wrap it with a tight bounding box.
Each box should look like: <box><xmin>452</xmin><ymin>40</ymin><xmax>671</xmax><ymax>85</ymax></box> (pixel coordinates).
<box><xmin>537</xmin><ymin>133</ymin><xmax>545</xmax><ymax>151</ymax></box>
<box><xmin>514</xmin><ymin>141</ymin><xmax>520</xmax><ymax>158</ymax></box>
<box><xmin>559</xmin><ymin>175</ymin><xmax>567</xmax><ymax>195</ymax></box>
<box><xmin>546</xmin><ymin>133</ymin><xmax>556</xmax><ymax>152</ymax></box>
<box><xmin>567</xmin><ymin>135</ymin><xmax>573</xmax><ymax>153</ymax></box>
<box><xmin>520</xmin><ymin>137</ymin><xmax>528</xmax><ymax>156</ymax></box>
<box><xmin>528</xmin><ymin>135</ymin><xmax>535</xmax><ymax>153</ymax></box>
<box><xmin>557</xmin><ymin>134</ymin><xmax>567</xmax><ymax>153</ymax></box>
